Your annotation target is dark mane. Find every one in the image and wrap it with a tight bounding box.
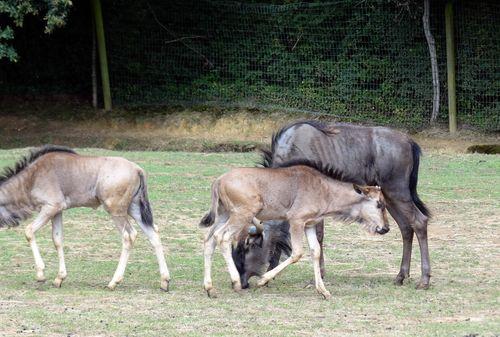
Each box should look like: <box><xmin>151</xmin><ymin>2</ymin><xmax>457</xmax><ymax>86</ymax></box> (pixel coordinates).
<box><xmin>0</xmin><ymin>145</ymin><xmax>77</xmax><ymax>186</ymax></box>
<box><xmin>274</xmin><ymin>158</ymin><xmax>364</xmax><ymax>185</ymax></box>
<box><xmin>260</xmin><ymin>120</ymin><xmax>336</xmax><ymax>168</ymax></box>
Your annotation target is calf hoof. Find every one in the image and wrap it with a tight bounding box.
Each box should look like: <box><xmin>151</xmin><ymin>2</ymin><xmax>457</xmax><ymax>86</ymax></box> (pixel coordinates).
<box><xmin>416</xmin><ymin>282</ymin><xmax>430</xmax><ymax>290</ymax></box>
<box><xmin>206</xmin><ymin>288</ymin><xmax>218</xmax><ymax>298</ymax></box>
<box><xmin>36</xmin><ymin>272</ymin><xmax>46</xmax><ymax>283</ymax></box>
<box><xmin>53</xmin><ymin>278</ymin><xmax>64</xmax><ymax>288</ymax></box>
<box><xmin>160</xmin><ymin>279</ymin><xmax>170</xmax><ymax>292</ymax></box>
<box><xmin>231</xmin><ymin>281</ymin><xmax>242</xmax><ymax>292</ymax></box>
<box><xmin>256</xmin><ymin>277</ymin><xmax>269</xmax><ymax>288</ymax></box>
<box><xmin>107</xmin><ymin>282</ymin><xmax>118</xmax><ymax>291</ymax></box>
<box><xmin>320</xmin><ymin>290</ymin><xmax>332</xmax><ymax>300</ymax></box>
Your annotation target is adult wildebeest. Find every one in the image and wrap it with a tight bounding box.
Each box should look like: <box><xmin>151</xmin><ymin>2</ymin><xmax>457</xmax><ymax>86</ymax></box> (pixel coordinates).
<box><xmin>199</xmin><ymin>160</ymin><xmax>389</xmax><ymax>299</ymax></box>
<box><xmin>232</xmin><ymin>220</ymin><xmax>291</xmax><ymax>289</ymax></box>
<box><xmin>261</xmin><ymin>121</ymin><xmax>431</xmax><ymax>289</ymax></box>
<box><xmin>0</xmin><ymin>145</ymin><xmax>170</xmax><ymax>291</ymax></box>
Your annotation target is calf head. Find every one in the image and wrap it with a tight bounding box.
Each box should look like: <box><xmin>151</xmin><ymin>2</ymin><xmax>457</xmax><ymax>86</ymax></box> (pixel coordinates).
<box><xmin>351</xmin><ymin>185</ymin><xmax>390</xmax><ymax>235</ymax></box>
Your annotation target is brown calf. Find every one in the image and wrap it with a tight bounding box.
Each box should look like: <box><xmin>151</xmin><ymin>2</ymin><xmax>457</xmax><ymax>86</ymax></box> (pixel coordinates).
<box><xmin>0</xmin><ymin>146</ymin><xmax>170</xmax><ymax>290</ymax></box>
<box><xmin>200</xmin><ymin>160</ymin><xmax>389</xmax><ymax>299</ymax></box>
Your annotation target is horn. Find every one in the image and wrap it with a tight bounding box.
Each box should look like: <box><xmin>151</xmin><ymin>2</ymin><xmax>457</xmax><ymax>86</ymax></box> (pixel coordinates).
<box><xmin>251</xmin><ymin>217</ymin><xmax>264</xmax><ymax>234</ymax></box>
<box><xmin>248</xmin><ymin>225</ymin><xmax>258</xmax><ymax>235</ymax></box>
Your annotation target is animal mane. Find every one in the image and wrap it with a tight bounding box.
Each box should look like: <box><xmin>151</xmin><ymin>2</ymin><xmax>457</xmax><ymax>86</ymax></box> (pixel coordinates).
<box><xmin>0</xmin><ymin>145</ymin><xmax>77</xmax><ymax>186</ymax></box>
<box><xmin>260</xmin><ymin>120</ymin><xmax>337</xmax><ymax>168</ymax></box>
<box><xmin>273</xmin><ymin>159</ymin><xmax>364</xmax><ymax>185</ymax></box>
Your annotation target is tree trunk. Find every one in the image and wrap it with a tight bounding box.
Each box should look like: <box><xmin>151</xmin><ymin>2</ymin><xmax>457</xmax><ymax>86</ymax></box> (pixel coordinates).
<box><xmin>422</xmin><ymin>0</ymin><xmax>440</xmax><ymax>123</ymax></box>
<box><xmin>92</xmin><ymin>18</ymin><xmax>97</xmax><ymax>108</ymax></box>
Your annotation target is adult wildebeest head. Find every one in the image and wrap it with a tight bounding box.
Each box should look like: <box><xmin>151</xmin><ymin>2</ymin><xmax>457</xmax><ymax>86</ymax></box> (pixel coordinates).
<box><xmin>232</xmin><ymin>220</ymin><xmax>291</xmax><ymax>289</ymax></box>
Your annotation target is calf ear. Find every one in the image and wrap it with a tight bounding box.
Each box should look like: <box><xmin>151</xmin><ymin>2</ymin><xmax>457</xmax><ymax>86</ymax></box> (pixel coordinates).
<box><xmin>353</xmin><ymin>184</ymin><xmax>373</xmax><ymax>196</ymax></box>
<box><xmin>353</xmin><ymin>184</ymin><xmax>369</xmax><ymax>195</ymax></box>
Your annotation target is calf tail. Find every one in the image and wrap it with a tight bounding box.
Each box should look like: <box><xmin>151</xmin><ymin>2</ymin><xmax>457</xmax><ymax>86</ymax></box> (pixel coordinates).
<box><xmin>138</xmin><ymin>172</ymin><xmax>154</xmax><ymax>227</ymax></box>
<box><xmin>409</xmin><ymin>141</ymin><xmax>431</xmax><ymax>218</ymax></box>
<box><xmin>199</xmin><ymin>179</ymin><xmax>220</xmax><ymax>228</ymax></box>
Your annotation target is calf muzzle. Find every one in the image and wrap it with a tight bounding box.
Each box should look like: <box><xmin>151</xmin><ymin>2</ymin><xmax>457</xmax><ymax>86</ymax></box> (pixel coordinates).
<box><xmin>375</xmin><ymin>226</ymin><xmax>390</xmax><ymax>235</ymax></box>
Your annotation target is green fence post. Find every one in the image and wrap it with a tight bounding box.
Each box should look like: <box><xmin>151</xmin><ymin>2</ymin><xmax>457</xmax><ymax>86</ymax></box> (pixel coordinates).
<box><xmin>445</xmin><ymin>1</ymin><xmax>457</xmax><ymax>134</ymax></box>
<box><xmin>90</xmin><ymin>0</ymin><xmax>112</xmax><ymax>111</ymax></box>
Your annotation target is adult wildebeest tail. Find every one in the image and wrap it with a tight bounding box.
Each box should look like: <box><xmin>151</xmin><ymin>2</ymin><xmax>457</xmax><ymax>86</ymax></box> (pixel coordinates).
<box><xmin>138</xmin><ymin>172</ymin><xmax>154</xmax><ymax>227</ymax></box>
<box><xmin>409</xmin><ymin>141</ymin><xmax>431</xmax><ymax>218</ymax></box>
<box><xmin>199</xmin><ymin>179</ymin><xmax>220</xmax><ymax>227</ymax></box>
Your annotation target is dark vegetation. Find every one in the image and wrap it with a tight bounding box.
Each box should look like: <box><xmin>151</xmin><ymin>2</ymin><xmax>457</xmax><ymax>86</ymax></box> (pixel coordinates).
<box><xmin>0</xmin><ymin>0</ymin><xmax>498</xmax><ymax>131</ymax></box>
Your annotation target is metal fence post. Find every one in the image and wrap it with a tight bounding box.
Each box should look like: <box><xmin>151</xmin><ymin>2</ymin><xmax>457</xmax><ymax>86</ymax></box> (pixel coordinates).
<box><xmin>91</xmin><ymin>0</ymin><xmax>112</xmax><ymax>111</ymax></box>
<box><xmin>445</xmin><ymin>1</ymin><xmax>457</xmax><ymax>134</ymax></box>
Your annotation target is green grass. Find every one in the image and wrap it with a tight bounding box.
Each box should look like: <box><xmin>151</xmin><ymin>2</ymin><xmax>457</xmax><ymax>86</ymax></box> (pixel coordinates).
<box><xmin>0</xmin><ymin>148</ymin><xmax>499</xmax><ymax>336</ymax></box>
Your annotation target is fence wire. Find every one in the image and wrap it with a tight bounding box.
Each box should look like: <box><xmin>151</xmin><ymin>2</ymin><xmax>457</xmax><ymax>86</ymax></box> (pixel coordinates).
<box><xmin>105</xmin><ymin>0</ymin><xmax>436</xmax><ymax>128</ymax></box>
<box><xmin>1</xmin><ymin>0</ymin><xmax>498</xmax><ymax>131</ymax></box>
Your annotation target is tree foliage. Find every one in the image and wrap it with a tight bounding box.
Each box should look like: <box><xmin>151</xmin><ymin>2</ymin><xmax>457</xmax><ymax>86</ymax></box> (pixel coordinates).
<box><xmin>0</xmin><ymin>0</ymin><xmax>72</xmax><ymax>61</ymax></box>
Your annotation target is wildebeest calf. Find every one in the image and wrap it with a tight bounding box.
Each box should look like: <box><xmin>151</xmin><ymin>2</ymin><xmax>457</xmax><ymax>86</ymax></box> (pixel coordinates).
<box><xmin>200</xmin><ymin>160</ymin><xmax>389</xmax><ymax>299</ymax></box>
<box><xmin>0</xmin><ymin>145</ymin><xmax>170</xmax><ymax>290</ymax></box>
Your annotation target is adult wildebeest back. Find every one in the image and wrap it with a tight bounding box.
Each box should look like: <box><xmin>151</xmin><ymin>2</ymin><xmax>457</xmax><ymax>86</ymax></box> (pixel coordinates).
<box><xmin>261</xmin><ymin>121</ymin><xmax>431</xmax><ymax>289</ymax></box>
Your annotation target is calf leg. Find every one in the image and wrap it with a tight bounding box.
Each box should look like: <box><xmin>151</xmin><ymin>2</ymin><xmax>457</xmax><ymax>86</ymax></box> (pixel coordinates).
<box><xmin>129</xmin><ymin>203</ymin><xmax>170</xmax><ymax>291</ymax></box>
<box><xmin>213</xmin><ymin>215</ymin><xmax>248</xmax><ymax>293</ymax></box>
<box><xmin>305</xmin><ymin>226</ymin><xmax>331</xmax><ymax>299</ymax></box>
<box><xmin>25</xmin><ymin>205</ymin><xmax>62</xmax><ymax>282</ymax></box>
<box><xmin>51</xmin><ymin>212</ymin><xmax>67</xmax><ymax>288</ymax></box>
<box><xmin>315</xmin><ymin>220</ymin><xmax>326</xmax><ymax>279</ymax></box>
<box><xmin>108</xmin><ymin>216</ymin><xmax>136</xmax><ymax>290</ymax></box>
<box><xmin>257</xmin><ymin>220</ymin><xmax>304</xmax><ymax>287</ymax></box>
<box><xmin>219</xmin><ymin>229</ymin><xmax>243</xmax><ymax>292</ymax></box>
<box><xmin>203</xmin><ymin>234</ymin><xmax>217</xmax><ymax>297</ymax></box>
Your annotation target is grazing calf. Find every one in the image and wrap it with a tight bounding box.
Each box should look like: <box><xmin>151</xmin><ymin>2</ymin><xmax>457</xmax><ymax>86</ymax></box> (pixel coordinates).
<box><xmin>0</xmin><ymin>145</ymin><xmax>170</xmax><ymax>291</ymax></box>
<box><xmin>200</xmin><ymin>160</ymin><xmax>389</xmax><ymax>299</ymax></box>
<box><xmin>232</xmin><ymin>220</ymin><xmax>291</xmax><ymax>289</ymax></box>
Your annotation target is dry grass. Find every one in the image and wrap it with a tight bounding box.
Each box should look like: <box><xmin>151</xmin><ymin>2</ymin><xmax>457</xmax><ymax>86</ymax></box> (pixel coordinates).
<box><xmin>0</xmin><ymin>148</ymin><xmax>499</xmax><ymax>336</ymax></box>
<box><xmin>0</xmin><ymin>104</ymin><xmax>498</xmax><ymax>152</ymax></box>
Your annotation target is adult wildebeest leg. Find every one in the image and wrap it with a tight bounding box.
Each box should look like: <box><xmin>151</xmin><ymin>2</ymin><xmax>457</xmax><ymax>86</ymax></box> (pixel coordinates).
<box><xmin>25</xmin><ymin>205</ymin><xmax>62</xmax><ymax>282</ymax></box>
<box><xmin>107</xmin><ymin>216</ymin><xmax>137</xmax><ymax>290</ymax></box>
<box><xmin>305</xmin><ymin>226</ymin><xmax>331</xmax><ymax>299</ymax></box>
<box><xmin>387</xmin><ymin>197</ymin><xmax>430</xmax><ymax>289</ymax></box>
<box><xmin>257</xmin><ymin>220</ymin><xmax>304</xmax><ymax>287</ymax></box>
<box><xmin>414</xmin><ymin>224</ymin><xmax>430</xmax><ymax>289</ymax></box>
<box><xmin>268</xmin><ymin>249</ymin><xmax>281</xmax><ymax>270</ymax></box>
<box><xmin>51</xmin><ymin>212</ymin><xmax>67</xmax><ymax>287</ymax></box>
<box><xmin>129</xmin><ymin>205</ymin><xmax>170</xmax><ymax>291</ymax></box>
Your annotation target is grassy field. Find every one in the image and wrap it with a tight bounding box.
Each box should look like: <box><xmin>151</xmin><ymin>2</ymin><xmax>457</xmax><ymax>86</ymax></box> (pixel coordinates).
<box><xmin>0</xmin><ymin>148</ymin><xmax>498</xmax><ymax>336</ymax></box>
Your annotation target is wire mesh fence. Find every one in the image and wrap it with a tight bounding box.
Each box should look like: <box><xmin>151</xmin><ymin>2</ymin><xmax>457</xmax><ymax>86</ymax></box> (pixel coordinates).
<box><xmin>0</xmin><ymin>0</ymin><xmax>498</xmax><ymax>131</ymax></box>
<box><xmin>105</xmin><ymin>0</ymin><xmax>435</xmax><ymax>128</ymax></box>
<box><xmin>453</xmin><ymin>0</ymin><xmax>499</xmax><ymax>130</ymax></box>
